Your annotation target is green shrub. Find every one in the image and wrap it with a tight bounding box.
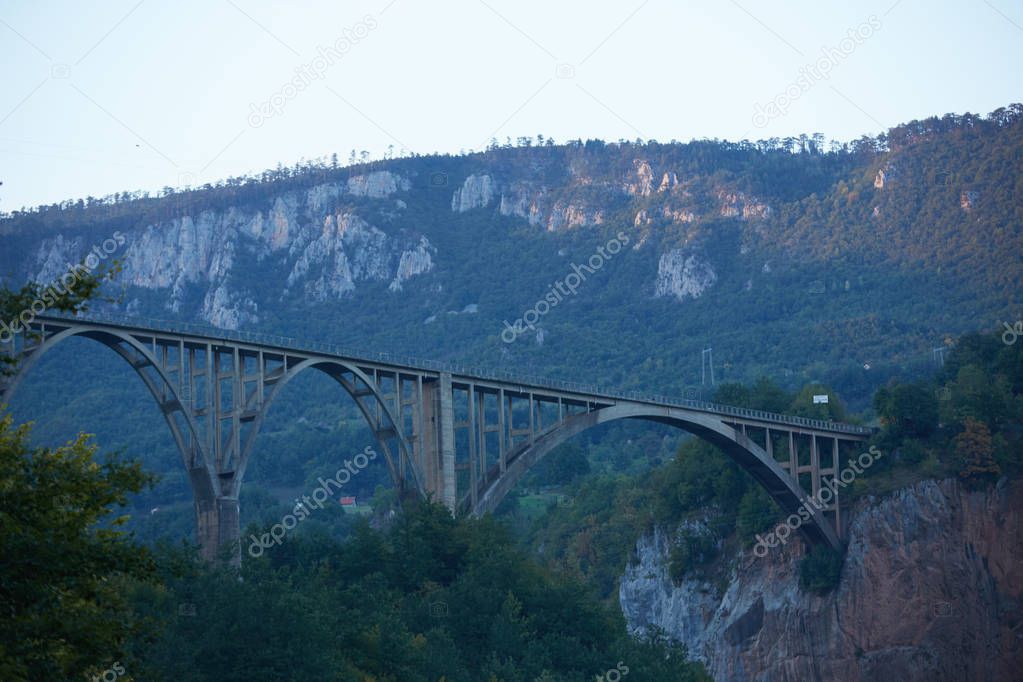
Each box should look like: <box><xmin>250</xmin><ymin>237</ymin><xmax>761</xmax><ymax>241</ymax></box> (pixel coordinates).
<box><xmin>668</xmin><ymin>531</ymin><xmax>719</xmax><ymax>583</ymax></box>
<box><xmin>898</xmin><ymin>440</ymin><xmax>927</xmax><ymax>465</ymax></box>
<box><xmin>798</xmin><ymin>544</ymin><xmax>844</xmax><ymax>595</ymax></box>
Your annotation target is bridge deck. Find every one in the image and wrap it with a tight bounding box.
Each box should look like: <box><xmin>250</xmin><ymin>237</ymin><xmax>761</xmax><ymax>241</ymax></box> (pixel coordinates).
<box><xmin>30</xmin><ymin>312</ymin><xmax>871</xmax><ymax>437</ymax></box>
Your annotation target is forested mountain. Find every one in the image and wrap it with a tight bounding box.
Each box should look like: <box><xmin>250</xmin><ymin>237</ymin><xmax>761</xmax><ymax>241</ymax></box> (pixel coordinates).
<box><xmin>2</xmin><ymin>105</ymin><xmax>1021</xmax><ymax>542</ymax></box>
<box><xmin>4</xmin><ymin>105</ymin><xmax>1021</xmax><ymax>389</ymax></box>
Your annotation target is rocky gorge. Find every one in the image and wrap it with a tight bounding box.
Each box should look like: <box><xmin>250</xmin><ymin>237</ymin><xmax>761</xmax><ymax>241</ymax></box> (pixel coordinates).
<box><xmin>619</xmin><ymin>478</ymin><xmax>1023</xmax><ymax>681</ymax></box>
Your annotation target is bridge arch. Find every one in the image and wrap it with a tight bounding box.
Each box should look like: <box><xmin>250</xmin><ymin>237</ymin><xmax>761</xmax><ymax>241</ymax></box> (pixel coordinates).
<box><xmin>1</xmin><ymin>322</ymin><xmax>424</xmax><ymax>562</ymax></box>
<box><xmin>469</xmin><ymin>402</ymin><xmax>842</xmax><ymax>549</ymax></box>
<box><xmin>2</xmin><ymin>326</ymin><xmax>213</xmax><ymax>481</ymax></box>
<box><xmin>233</xmin><ymin>357</ymin><xmax>422</xmax><ymax>500</ymax></box>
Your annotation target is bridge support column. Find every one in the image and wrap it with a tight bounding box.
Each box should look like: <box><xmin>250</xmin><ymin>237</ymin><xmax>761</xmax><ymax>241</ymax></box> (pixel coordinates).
<box><xmin>421</xmin><ymin>373</ymin><xmax>457</xmax><ymax>511</ymax></box>
<box><xmin>438</xmin><ymin>372</ymin><xmax>456</xmax><ymax>510</ymax></box>
<box><xmin>190</xmin><ymin>467</ymin><xmax>240</xmax><ymax>566</ymax></box>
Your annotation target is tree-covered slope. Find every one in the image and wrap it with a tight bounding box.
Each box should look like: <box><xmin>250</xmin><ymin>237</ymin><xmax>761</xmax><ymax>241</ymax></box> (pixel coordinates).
<box><xmin>1</xmin><ymin>105</ymin><xmax>1020</xmax><ymax>538</ymax></box>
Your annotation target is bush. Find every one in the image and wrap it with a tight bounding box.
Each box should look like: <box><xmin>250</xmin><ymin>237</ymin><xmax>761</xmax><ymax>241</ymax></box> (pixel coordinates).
<box><xmin>735</xmin><ymin>486</ymin><xmax>778</xmax><ymax>542</ymax></box>
<box><xmin>668</xmin><ymin>531</ymin><xmax>719</xmax><ymax>583</ymax></box>
<box><xmin>898</xmin><ymin>440</ymin><xmax>927</xmax><ymax>465</ymax></box>
<box><xmin>798</xmin><ymin>545</ymin><xmax>844</xmax><ymax>595</ymax></box>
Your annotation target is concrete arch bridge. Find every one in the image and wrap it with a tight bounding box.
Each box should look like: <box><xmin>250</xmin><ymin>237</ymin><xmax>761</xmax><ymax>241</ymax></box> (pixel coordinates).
<box><xmin>0</xmin><ymin>314</ymin><xmax>871</xmax><ymax>562</ymax></box>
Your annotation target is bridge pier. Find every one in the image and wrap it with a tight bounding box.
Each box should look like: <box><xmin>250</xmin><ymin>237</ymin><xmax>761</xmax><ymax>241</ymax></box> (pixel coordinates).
<box><xmin>189</xmin><ymin>466</ymin><xmax>240</xmax><ymax>565</ymax></box>
<box><xmin>194</xmin><ymin>495</ymin><xmax>240</xmax><ymax>565</ymax></box>
<box><xmin>420</xmin><ymin>373</ymin><xmax>457</xmax><ymax>510</ymax></box>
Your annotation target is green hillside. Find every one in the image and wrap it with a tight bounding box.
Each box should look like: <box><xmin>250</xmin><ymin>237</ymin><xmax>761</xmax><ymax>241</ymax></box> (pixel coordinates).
<box><xmin>1</xmin><ymin>105</ymin><xmax>1021</xmax><ymax>542</ymax></box>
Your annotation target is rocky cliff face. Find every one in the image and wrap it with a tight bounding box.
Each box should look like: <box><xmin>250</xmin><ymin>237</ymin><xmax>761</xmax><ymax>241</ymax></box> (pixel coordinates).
<box><xmin>26</xmin><ymin>175</ymin><xmax>434</xmax><ymax>328</ymax></box>
<box><xmin>20</xmin><ymin>153</ymin><xmax>788</xmax><ymax>330</ymax></box>
<box><xmin>619</xmin><ymin>478</ymin><xmax>1023</xmax><ymax>682</ymax></box>
<box><xmin>11</xmin><ymin>118</ymin><xmax>1017</xmax><ymax>354</ymax></box>
<box><xmin>451</xmin><ymin>173</ymin><xmax>498</xmax><ymax>212</ymax></box>
<box><xmin>12</xmin><ymin>146</ymin><xmax>850</xmax><ymax>333</ymax></box>
<box><xmin>655</xmin><ymin>250</ymin><xmax>717</xmax><ymax>300</ymax></box>
<box><xmin>453</xmin><ymin>174</ymin><xmax>606</xmax><ymax>232</ymax></box>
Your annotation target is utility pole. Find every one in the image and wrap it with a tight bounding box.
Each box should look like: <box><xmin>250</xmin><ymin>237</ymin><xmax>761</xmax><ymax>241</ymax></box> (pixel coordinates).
<box><xmin>702</xmin><ymin>347</ymin><xmax>715</xmax><ymax>387</ymax></box>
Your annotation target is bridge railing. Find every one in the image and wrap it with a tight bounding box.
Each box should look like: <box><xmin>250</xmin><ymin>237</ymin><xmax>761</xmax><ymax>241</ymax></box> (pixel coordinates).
<box><xmin>34</xmin><ymin>311</ymin><xmax>872</xmax><ymax>436</ymax></box>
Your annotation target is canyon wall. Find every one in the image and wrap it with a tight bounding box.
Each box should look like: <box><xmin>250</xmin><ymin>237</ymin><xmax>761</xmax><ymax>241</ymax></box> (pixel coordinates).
<box><xmin>620</xmin><ymin>478</ymin><xmax>1023</xmax><ymax>681</ymax></box>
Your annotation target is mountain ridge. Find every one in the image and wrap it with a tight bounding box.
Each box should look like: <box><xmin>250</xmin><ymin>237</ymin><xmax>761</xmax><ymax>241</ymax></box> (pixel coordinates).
<box><xmin>2</xmin><ymin>105</ymin><xmax>1021</xmax><ymax>472</ymax></box>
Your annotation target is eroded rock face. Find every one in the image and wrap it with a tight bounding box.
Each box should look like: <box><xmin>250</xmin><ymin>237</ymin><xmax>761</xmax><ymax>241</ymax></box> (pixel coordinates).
<box><xmin>499</xmin><ymin>183</ymin><xmax>546</xmax><ymax>226</ymax></box>
<box><xmin>663</xmin><ymin>206</ymin><xmax>696</xmax><ymax>224</ymax></box>
<box><xmin>626</xmin><ymin>160</ymin><xmax>656</xmax><ymax>197</ymax></box>
<box><xmin>717</xmin><ymin>190</ymin><xmax>771</xmax><ymax>220</ymax></box>
<box><xmin>545</xmin><ymin>201</ymin><xmax>603</xmax><ymax>232</ymax></box>
<box><xmin>654</xmin><ymin>250</ymin><xmax>716</xmax><ymax>300</ymax></box>
<box><xmin>874</xmin><ymin>163</ymin><xmax>896</xmax><ymax>190</ymax></box>
<box><xmin>619</xmin><ymin>478</ymin><xmax>1023</xmax><ymax>682</ymax></box>
<box><xmin>346</xmin><ymin>171</ymin><xmax>411</xmax><ymax>198</ymax></box>
<box><xmin>201</xmin><ymin>283</ymin><xmax>259</xmax><ymax>329</ymax></box>
<box><xmin>287</xmin><ymin>212</ymin><xmax>387</xmax><ymax>299</ymax></box>
<box><xmin>32</xmin><ymin>234</ymin><xmax>86</xmax><ymax>284</ymax></box>
<box><xmin>28</xmin><ymin>183</ymin><xmax>432</xmax><ymax>329</ymax></box>
<box><xmin>451</xmin><ymin>174</ymin><xmax>498</xmax><ymax>212</ymax></box>
<box><xmin>389</xmin><ymin>237</ymin><xmax>435</xmax><ymax>292</ymax></box>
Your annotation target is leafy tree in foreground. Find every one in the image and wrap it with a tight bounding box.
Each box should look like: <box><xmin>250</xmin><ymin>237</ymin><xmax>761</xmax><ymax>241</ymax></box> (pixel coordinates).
<box><xmin>0</xmin><ymin>416</ymin><xmax>154</xmax><ymax>681</ymax></box>
<box><xmin>1</xmin><ymin>267</ymin><xmax>153</xmax><ymax>681</ymax></box>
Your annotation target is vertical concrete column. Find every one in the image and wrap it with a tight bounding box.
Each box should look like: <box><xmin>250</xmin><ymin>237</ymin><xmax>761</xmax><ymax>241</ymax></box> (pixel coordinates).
<box><xmin>498</xmin><ymin>388</ymin><xmax>506</xmax><ymax>473</ymax></box>
<box><xmin>421</xmin><ymin>378</ymin><xmax>441</xmax><ymax>500</ymax></box>
<box><xmin>439</xmin><ymin>372</ymin><xmax>456</xmax><ymax>511</ymax></box>
<box><xmin>810</xmin><ymin>434</ymin><xmax>820</xmax><ymax>499</ymax></box>
<box><xmin>788</xmin><ymin>431</ymin><xmax>797</xmax><ymax>482</ymax></box>
<box><xmin>468</xmin><ymin>384</ymin><xmax>478</xmax><ymax>509</ymax></box>
<box><xmin>190</xmin><ymin>467</ymin><xmax>240</xmax><ymax>566</ymax></box>
<box><xmin>833</xmin><ymin>438</ymin><xmax>843</xmax><ymax>537</ymax></box>
<box><xmin>419</xmin><ymin>373</ymin><xmax>456</xmax><ymax>511</ymax></box>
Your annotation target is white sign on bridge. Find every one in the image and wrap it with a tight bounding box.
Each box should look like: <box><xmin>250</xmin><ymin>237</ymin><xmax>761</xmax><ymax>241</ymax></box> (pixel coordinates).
<box><xmin>813</xmin><ymin>394</ymin><xmax>829</xmax><ymax>404</ymax></box>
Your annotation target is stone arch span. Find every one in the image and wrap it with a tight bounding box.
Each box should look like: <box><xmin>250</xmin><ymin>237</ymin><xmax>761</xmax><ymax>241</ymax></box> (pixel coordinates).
<box><xmin>471</xmin><ymin>402</ymin><xmax>842</xmax><ymax>549</ymax></box>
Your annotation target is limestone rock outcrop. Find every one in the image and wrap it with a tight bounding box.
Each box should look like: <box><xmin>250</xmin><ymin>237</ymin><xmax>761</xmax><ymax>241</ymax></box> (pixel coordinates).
<box><xmin>619</xmin><ymin>478</ymin><xmax>1023</xmax><ymax>682</ymax></box>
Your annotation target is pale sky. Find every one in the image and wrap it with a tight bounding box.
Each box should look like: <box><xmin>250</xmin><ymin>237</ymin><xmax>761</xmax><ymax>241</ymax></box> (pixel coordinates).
<box><xmin>1</xmin><ymin>0</ymin><xmax>1021</xmax><ymax>211</ymax></box>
